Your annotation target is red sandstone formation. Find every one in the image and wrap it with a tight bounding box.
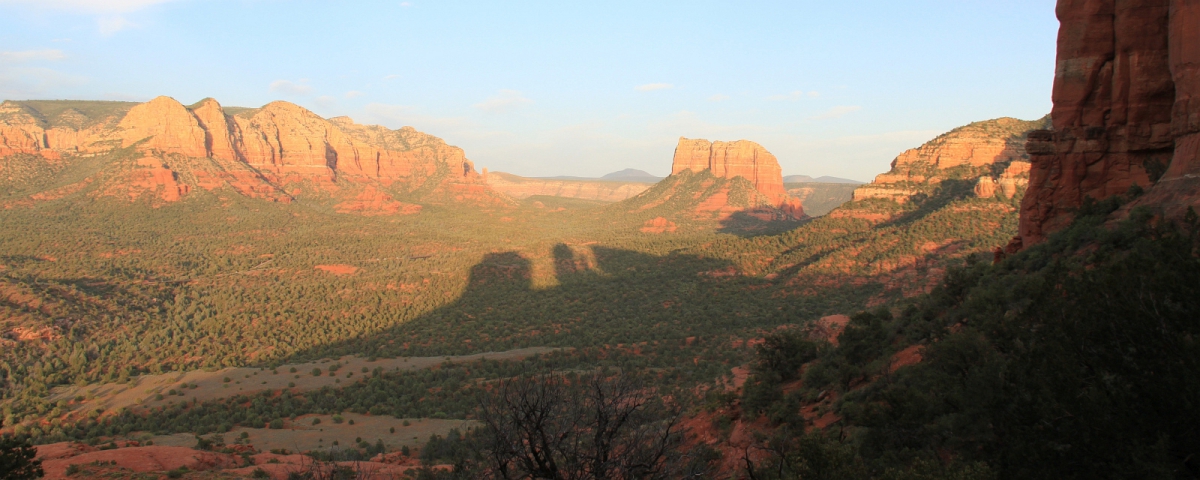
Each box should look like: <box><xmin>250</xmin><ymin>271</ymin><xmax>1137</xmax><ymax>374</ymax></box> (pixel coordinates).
<box><xmin>671</xmin><ymin>138</ymin><xmax>787</xmax><ymax>201</ymax></box>
<box><xmin>1016</xmin><ymin>0</ymin><xmax>1200</xmax><ymax>247</ymax></box>
<box><xmin>0</xmin><ymin>96</ymin><xmax>481</xmax><ymax>189</ymax></box>
<box><xmin>853</xmin><ymin>117</ymin><xmax>1047</xmax><ymax>205</ymax></box>
<box><xmin>640</xmin><ymin>216</ymin><xmax>678</xmax><ymax>233</ymax></box>
<box><xmin>334</xmin><ymin>185</ymin><xmax>422</xmax><ymax>216</ymax></box>
<box><xmin>974</xmin><ymin>176</ymin><xmax>998</xmax><ymax>198</ymax></box>
<box><xmin>119</xmin><ymin>97</ymin><xmax>209</xmax><ymax>158</ymax></box>
<box><xmin>664</xmin><ymin>137</ymin><xmax>803</xmax><ymax>220</ymax></box>
<box><xmin>124</xmin><ymin>157</ymin><xmax>190</xmax><ymax>202</ymax></box>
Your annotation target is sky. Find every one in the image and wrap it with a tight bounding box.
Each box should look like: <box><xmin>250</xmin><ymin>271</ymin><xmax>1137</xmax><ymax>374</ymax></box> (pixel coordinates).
<box><xmin>0</xmin><ymin>0</ymin><xmax>1059</xmax><ymax>181</ymax></box>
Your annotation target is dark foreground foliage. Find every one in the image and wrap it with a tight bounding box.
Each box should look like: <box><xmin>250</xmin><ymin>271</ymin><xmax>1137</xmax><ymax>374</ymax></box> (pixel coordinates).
<box><xmin>0</xmin><ymin>419</ymin><xmax>43</xmax><ymax>479</ymax></box>
<box><xmin>745</xmin><ymin>200</ymin><xmax>1200</xmax><ymax>479</ymax></box>
<box><xmin>413</xmin><ymin>372</ymin><xmax>717</xmax><ymax>480</ymax></box>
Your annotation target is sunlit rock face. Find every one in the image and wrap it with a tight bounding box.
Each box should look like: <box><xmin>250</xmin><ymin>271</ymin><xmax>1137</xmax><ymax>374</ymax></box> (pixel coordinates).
<box><xmin>1016</xmin><ymin>0</ymin><xmax>1200</xmax><ymax>248</ymax></box>
<box><xmin>852</xmin><ymin>117</ymin><xmax>1048</xmax><ymax>205</ymax></box>
<box><xmin>671</xmin><ymin>137</ymin><xmax>788</xmax><ymax>202</ymax></box>
<box><xmin>0</xmin><ymin>96</ymin><xmax>479</xmax><ymax>184</ymax></box>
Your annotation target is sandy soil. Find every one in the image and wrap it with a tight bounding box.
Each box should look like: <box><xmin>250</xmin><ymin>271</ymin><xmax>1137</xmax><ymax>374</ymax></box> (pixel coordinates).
<box><xmin>50</xmin><ymin>347</ymin><xmax>557</xmax><ymax>421</ymax></box>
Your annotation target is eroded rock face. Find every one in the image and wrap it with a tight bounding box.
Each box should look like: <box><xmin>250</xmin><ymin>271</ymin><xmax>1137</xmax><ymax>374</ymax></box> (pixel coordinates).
<box><xmin>1016</xmin><ymin>0</ymin><xmax>1200</xmax><ymax>246</ymax></box>
<box><xmin>119</xmin><ymin>96</ymin><xmax>209</xmax><ymax>158</ymax></box>
<box><xmin>852</xmin><ymin>117</ymin><xmax>1048</xmax><ymax>206</ymax></box>
<box><xmin>0</xmin><ymin>96</ymin><xmax>479</xmax><ymax>185</ymax></box>
<box><xmin>671</xmin><ymin>138</ymin><xmax>788</xmax><ymax>201</ymax></box>
<box><xmin>974</xmin><ymin>176</ymin><xmax>997</xmax><ymax>198</ymax></box>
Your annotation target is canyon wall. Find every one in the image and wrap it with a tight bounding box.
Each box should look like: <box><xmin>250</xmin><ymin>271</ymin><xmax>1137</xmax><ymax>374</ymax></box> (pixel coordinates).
<box><xmin>851</xmin><ymin>117</ymin><xmax>1049</xmax><ymax>205</ymax></box>
<box><xmin>1016</xmin><ymin>0</ymin><xmax>1200</xmax><ymax>247</ymax></box>
<box><xmin>0</xmin><ymin>96</ymin><xmax>477</xmax><ymax>184</ymax></box>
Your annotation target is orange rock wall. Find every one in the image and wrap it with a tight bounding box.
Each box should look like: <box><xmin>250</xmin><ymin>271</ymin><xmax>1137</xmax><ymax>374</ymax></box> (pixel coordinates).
<box><xmin>1017</xmin><ymin>0</ymin><xmax>1200</xmax><ymax>246</ymax></box>
<box><xmin>853</xmin><ymin>118</ymin><xmax>1046</xmax><ymax>204</ymax></box>
<box><xmin>0</xmin><ymin>96</ymin><xmax>478</xmax><ymax>184</ymax></box>
<box><xmin>670</xmin><ymin>138</ymin><xmax>787</xmax><ymax>201</ymax></box>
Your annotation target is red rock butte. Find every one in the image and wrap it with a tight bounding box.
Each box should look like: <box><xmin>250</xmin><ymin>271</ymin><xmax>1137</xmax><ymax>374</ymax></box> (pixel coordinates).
<box><xmin>670</xmin><ymin>137</ymin><xmax>789</xmax><ymax>203</ymax></box>
<box><xmin>0</xmin><ymin>96</ymin><xmax>478</xmax><ymax>183</ymax></box>
<box><xmin>1015</xmin><ymin>0</ymin><xmax>1200</xmax><ymax>248</ymax></box>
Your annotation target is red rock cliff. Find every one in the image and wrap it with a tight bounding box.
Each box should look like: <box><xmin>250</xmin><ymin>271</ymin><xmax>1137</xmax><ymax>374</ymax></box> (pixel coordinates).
<box><xmin>670</xmin><ymin>138</ymin><xmax>788</xmax><ymax>202</ymax></box>
<box><xmin>1017</xmin><ymin>0</ymin><xmax>1200</xmax><ymax>247</ymax></box>
<box><xmin>0</xmin><ymin>96</ymin><xmax>478</xmax><ymax>184</ymax></box>
<box><xmin>852</xmin><ymin>117</ymin><xmax>1049</xmax><ymax>205</ymax></box>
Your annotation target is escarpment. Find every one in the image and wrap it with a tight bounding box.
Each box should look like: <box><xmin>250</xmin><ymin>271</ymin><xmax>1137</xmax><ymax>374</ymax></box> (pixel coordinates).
<box><xmin>849</xmin><ymin>117</ymin><xmax>1049</xmax><ymax>208</ymax></box>
<box><xmin>0</xmin><ymin>96</ymin><xmax>479</xmax><ymax>184</ymax></box>
<box><xmin>1015</xmin><ymin>0</ymin><xmax>1200</xmax><ymax>248</ymax></box>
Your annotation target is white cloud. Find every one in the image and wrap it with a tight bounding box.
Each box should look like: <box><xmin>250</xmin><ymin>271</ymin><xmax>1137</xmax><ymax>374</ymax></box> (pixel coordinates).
<box><xmin>473</xmin><ymin>89</ymin><xmax>533</xmax><ymax>113</ymax></box>
<box><xmin>0</xmin><ymin>0</ymin><xmax>179</xmax><ymax>14</ymax></box>
<box><xmin>811</xmin><ymin>105</ymin><xmax>862</xmax><ymax>120</ymax></box>
<box><xmin>400</xmin><ymin>1</ymin><xmax>413</xmax><ymax>6</ymax></box>
<box><xmin>269</xmin><ymin>79</ymin><xmax>313</xmax><ymax>96</ymax></box>
<box><xmin>768</xmin><ymin>90</ymin><xmax>820</xmax><ymax>101</ymax></box>
<box><xmin>0</xmin><ymin>50</ymin><xmax>66</xmax><ymax>63</ymax></box>
<box><xmin>635</xmin><ymin>83</ymin><xmax>673</xmax><ymax>92</ymax></box>
<box><xmin>97</xmin><ymin>15</ymin><xmax>137</xmax><ymax>35</ymax></box>
<box><xmin>707</xmin><ymin>94</ymin><xmax>730</xmax><ymax>102</ymax></box>
<box><xmin>345</xmin><ymin>90</ymin><xmax>364</xmax><ymax>99</ymax></box>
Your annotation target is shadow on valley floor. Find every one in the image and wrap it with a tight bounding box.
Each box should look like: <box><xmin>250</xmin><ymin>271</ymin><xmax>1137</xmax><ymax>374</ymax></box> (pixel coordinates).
<box><xmin>283</xmin><ymin>243</ymin><xmax>880</xmax><ymax>363</ymax></box>
<box><xmin>716</xmin><ymin>210</ymin><xmax>810</xmax><ymax>238</ymax></box>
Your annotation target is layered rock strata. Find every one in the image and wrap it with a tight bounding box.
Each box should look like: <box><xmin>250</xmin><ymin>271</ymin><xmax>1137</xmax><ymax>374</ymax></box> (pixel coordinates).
<box><xmin>671</xmin><ymin>138</ymin><xmax>788</xmax><ymax>201</ymax></box>
<box><xmin>668</xmin><ymin>138</ymin><xmax>802</xmax><ymax>219</ymax></box>
<box><xmin>852</xmin><ymin>117</ymin><xmax>1049</xmax><ymax>205</ymax></box>
<box><xmin>1015</xmin><ymin>0</ymin><xmax>1200</xmax><ymax>247</ymax></box>
<box><xmin>0</xmin><ymin>96</ymin><xmax>478</xmax><ymax>185</ymax></box>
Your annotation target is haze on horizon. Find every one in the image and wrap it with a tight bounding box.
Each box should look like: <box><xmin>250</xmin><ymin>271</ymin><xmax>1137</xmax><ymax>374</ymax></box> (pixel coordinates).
<box><xmin>0</xmin><ymin>0</ymin><xmax>1058</xmax><ymax>182</ymax></box>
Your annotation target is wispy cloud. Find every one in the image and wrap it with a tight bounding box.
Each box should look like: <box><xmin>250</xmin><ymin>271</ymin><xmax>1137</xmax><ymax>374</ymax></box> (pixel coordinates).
<box><xmin>0</xmin><ymin>0</ymin><xmax>180</xmax><ymax>13</ymax></box>
<box><xmin>473</xmin><ymin>89</ymin><xmax>533</xmax><ymax>113</ymax></box>
<box><xmin>400</xmin><ymin>1</ymin><xmax>413</xmax><ymax>6</ymax></box>
<box><xmin>383</xmin><ymin>74</ymin><xmax>402</xmax><ymax>80</ymax></box>
<box><xmin>811</xmin><ymin>105</ymin><xmax>862</xmax><ymax>120</ymax></box>
<box><xmin>635</xmin><ymin>83</ymin><xmax>673</xmax><ymax>92</ymax></box>
<box><xmin>345</xmin><ymin>90</ymin><xmax>364</xmax><ymax>99</ymax></box>
<box><xmin>0</xmin><ymin>49</ymin><xmax>66</xmax><ymax>63</ymax></box>
<box><xmin>768</xmin><ymin>90</ymin><xmax>820</xmax><ymax>101</ymax></box>
<box><xmin>97</xmin><ymin>15</ymin><xmax>137</xmax><ymax>35</ymax></box>
<box><xmin>269</xmin><ymin>79</ymin><xmax>314</xmax><ymax>96</ymax></box>
<box><xmin>707</xmin><ymin>94</ymin><xmax>730</xmax><ymax>102</ymax></box>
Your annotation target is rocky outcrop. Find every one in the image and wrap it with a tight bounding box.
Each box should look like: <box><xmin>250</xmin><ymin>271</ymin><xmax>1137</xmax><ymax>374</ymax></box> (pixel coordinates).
<box><xmin>1015</xmin><ymin>0</ymin><xmax>1200</xmax><ymax>247</ymax></box>
<box><xmin>485</xmin><ymin>171</ymin><xmax>653</xmax><ymax>202</ymax></box>
<box><xmin>974</xmin><ymin>176</ymin><xmax>997</xmax><ymax>198</ymax></box>
<box><xmin>671</xmin><ymin>138</ymin><xmax>788</xmax><ymax>202</ymax></box>
<box><xmin>0</xmin><ymin>97</ymin><xmax>480</xmax><ymax>186</ymax></box>
<box><xmin>124</xmin><ymin>157</ymin><xmax>190</xmax><ymax>202</ymax></box>
<box><xmin>852</xmin><ymin>117</ymin><xmax>1049</xmax><ymax>205</ymax></box>
<box><xmin>118</xmin><ymin>97</ymin><xmax>209</xmax><ymax>158</ymax></box>
<box><xmin>334</xmin><ymin>185</ymin><xmax>422</xmax><ymax>216</ymax></box>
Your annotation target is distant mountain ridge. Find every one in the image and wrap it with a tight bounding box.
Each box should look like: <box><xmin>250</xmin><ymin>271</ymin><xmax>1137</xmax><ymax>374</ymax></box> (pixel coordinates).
<box><xmin>782</xmin><ymin>175</ymin><xmax>864</xmax><ymax>184</ymax></box>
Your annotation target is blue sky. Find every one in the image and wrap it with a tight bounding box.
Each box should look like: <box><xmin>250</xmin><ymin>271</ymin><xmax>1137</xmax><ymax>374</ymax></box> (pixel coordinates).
<box><xmin>0</xmin><ymin>0</ymin><xmax>1058</xmax><ymax>181</ymax></box>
